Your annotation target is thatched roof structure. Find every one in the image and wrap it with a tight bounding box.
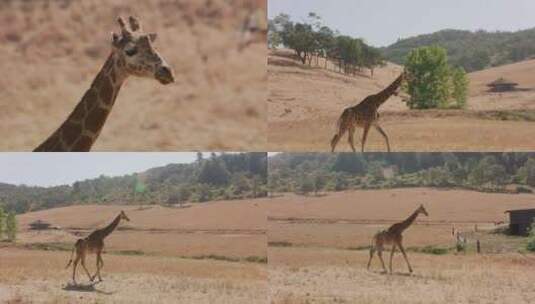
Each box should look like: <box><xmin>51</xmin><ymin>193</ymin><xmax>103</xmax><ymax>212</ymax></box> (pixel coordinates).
<box><xmin>29</xmin><ymin>220</ymin><xmax>52</xmax><ymax>230</ymax></box>
<box><xmin>487</xmin><ymin>77</ymin><xmax>519</xmax><ymax>92</ymax></box>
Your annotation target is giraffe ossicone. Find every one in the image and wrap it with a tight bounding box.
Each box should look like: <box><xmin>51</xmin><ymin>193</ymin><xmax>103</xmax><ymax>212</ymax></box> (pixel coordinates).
<box><xmin>34</xmin><ymin>16</ymin><xmax>175</xmax><ymax>152</ymax></box>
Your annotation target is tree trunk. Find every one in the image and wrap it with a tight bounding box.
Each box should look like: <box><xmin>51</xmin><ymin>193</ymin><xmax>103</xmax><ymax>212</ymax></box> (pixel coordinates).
<box><xmin>299</xmin><ymin>51</ymin><xmax>306</xmax><ymax>64</ymax></box>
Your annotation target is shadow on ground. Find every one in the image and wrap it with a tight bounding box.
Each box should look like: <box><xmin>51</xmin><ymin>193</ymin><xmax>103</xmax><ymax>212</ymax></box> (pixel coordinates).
<box><xmin>63</xmin><ymin>282</ymin><xmax>114</xmax><ymax>295</ymax></box>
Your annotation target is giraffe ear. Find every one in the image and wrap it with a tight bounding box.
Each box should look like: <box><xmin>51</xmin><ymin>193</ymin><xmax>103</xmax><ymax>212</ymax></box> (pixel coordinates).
<box><xmin>148</xmin><ymin>33</ymin><xmax>158</xmax><ymax>42</ymax></box>
<box><xmin>111</xmin><ymin>32</ymin><xmax>121</xmax><ymax>47</ymax></box>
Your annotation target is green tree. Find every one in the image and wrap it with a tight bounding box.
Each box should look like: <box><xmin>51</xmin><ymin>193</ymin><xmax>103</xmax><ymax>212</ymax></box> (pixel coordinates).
<box><xmin>527</xmin><ymin>223</ymin><xmax>535</xmax><ymax>252</ymax></box>
<box><xmin>6</xmin><ymin>211</ymin><xmax>16</xmax><ymax>241</ymax></box>
<box><xmin>313</xmin><ymin>173</ymin><xmax>325</xmax><ymax>195</ymax></box>
<box><xmin>298</xmin><ymin>175</ymin><xmax>315</xmax><ymax>195</ymax></box>
<box><xmin>331</xmin><ymin>153</ymin><xmax>366</xmax><ymax>175</ymax></box>
<box><xmin>367</xmin><ymin>161</ymin><xmax>385</xmax><ymax>183</ymax></box>
<box><xmin>268</xmin><ymin>19</ymin><xmax>283</xmax><ymax>48</ymax></box>
<box><xmin>404</xmin><ymin>46</ymin><xmax>451</xmax><ymax>109</ymax></box>
<box><xmin>450</xmin><ymin>67</ymin><xmax>468</xmax><ymax>109</ymax></box>
<box><xmin>516</xmin><ymin>158</ymin><xmax>535</xmax><ymax>186</ymax></box>
<box><xmin>424</xmin><ymin>167</ymin><xmax>451</xmax><ymax>187</ymax></box>
<box><xmin>362</xmin><ymin>45</ymin><xmax>384</xmax><ymax>77</ymax></box>
<box><xmin>198</xmin><ymin>158</ymin><xmax>231</xmax><ymax>186</ymax></box>
<box><xmin>0</xmin><ymin>206</ymin><xmax>5</xmax><ymax>240</ymax></box>
<box><xmin>316</xmin><ymin>26</ymin><xmax>335</xmax><ymax>68</ymax></box>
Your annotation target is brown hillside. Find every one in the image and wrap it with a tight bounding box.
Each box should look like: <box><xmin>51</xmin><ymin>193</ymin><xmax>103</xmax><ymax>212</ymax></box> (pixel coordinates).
<box><xmin>16</xmin><ymin>198</ymin><xmax>269</xmax><ymax>258</ymax></box>
<box><xmin>469</xmin><ymin>59</ymin><xmax>535</xmax><ymax>111</ymax></box>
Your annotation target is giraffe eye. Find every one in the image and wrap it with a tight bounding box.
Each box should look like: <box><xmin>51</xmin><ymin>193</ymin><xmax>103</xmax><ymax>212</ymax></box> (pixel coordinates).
<box><xmin>125</xmin><ymin>47</ymin><xmax>138</xmax><ymax>56</ymax></box>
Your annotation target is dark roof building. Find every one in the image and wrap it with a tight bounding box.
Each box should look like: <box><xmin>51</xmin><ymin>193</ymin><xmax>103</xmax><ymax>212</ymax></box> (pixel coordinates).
<box><xmin>487</xmin><ymin>78</ymin><xmax>519</xmax><ymax>92</ymax></box>
<box><xmin>505</xmin><ymin>208</ymin><xmax>535</xmax><ymax>236</ymax></box>
<box><xmin>29</xmin><ymin>220</ymin><xmax>52</xmax><ymax>230</ymax></box>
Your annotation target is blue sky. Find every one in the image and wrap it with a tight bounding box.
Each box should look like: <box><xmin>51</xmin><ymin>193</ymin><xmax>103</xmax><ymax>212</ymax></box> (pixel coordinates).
<box><xmin>268</xmin><ymin>0</ymin><xmax>535</xmax><ymax>46</ymax></box>
<box><xmin>0</xmin><ymin>153</ymin><xmax>199</xmax><ymax>187</ymax></box>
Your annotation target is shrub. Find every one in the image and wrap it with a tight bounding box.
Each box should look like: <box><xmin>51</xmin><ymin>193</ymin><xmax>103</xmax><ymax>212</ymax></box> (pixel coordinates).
<box><xmin>527</xmin><ymin>223</ymin><xmax>535</xmax><ymax>252</ymax></box>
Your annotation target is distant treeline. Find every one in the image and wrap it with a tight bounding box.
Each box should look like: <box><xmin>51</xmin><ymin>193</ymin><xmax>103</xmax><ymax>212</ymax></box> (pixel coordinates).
<box><xmin>383</xmin><ymin>28</ymin><xmax>535</xmax><ymax>72</ymax></box>
<box><xmin>269</xmin><ymin>12</ymin><xmax>385</xmax><ymax>77</ymax></box>
<box><xmin>0</xmin><ymin>153</ymin><xmax>267</xmax><ymax>214</ymax></box>
<box><xmin>269</xmin><ymin>153</ymin><xmax>535</xmax><ymax>195</ymax></box>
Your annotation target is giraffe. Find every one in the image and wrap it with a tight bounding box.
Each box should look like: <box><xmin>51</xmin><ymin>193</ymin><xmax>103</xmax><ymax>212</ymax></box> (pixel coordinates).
<box><xmin>34</xmin><ymin>16</ymin><xmax>174</xmax><ymax>152</ymax></box>
<box><xmin>65</xmin><ymin>211</ymin><xmax>130</xmax><ymax>284</ymax></box>
<box><xmin>330</xmin><ymin>72</ymin><xmax>405</xmax><ymax>153</ymax></box>
<box><xmin>367</xmin><ymin>204</ymin><xmax>428</xmax><ymax>274</ymax></box>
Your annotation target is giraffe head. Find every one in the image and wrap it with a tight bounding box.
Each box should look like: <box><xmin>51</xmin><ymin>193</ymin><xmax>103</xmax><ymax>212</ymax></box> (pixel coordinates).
<box><xmin>417</xmin><ymin>204</ymin><xmax>429</xmax><ymax>217</ymax></box>
<box><xmin>119</xmin><ymin>210</ymin><xmax>131</xmax><ymax>222</ymax></box>
<box><xmin>111</xmin><ymin>16</ymin><xmax>174</xmax><ymax>85</ymax></box>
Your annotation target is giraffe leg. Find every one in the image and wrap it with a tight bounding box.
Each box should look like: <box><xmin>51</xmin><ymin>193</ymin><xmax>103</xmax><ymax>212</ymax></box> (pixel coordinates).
<box><xmin>367</xmin><ymin>245</ymin><xmax>375</xmax><ymax>270</ymax></box>
<box><xmin>330</xmin><ymin>128</ymin><xmax>346</xmax><ymax>152</ymax></box>
<box><xmin>389</xmin><ymin>244</ymin><xmax>396</xmax><ymax>274</ymax></box>
<box><xmin>80</xmin><ymin>255</ymin><xmax>92</xmax><ymax>282</ymax></box>
<box><xmin>361</xmin><ymin>124</ymin><xmax>371</xmax><ymax>153</ymax></box>
<box><xmin>91</xmin><ymin>253</ymin><xmax>100</xmax><ymax>282</ymax></box>
<box><xmin>398</xmin><ymin>243</ymin><xmax>413</xmax><ymax>273</ymax></box>
<box><xmin>374</xmin><ymin>124</ymin><xmax>391</xmax><ymax>152</ymax></box>
<box><xmin>347</xmin><ymin>127</ymin><xmax>357</xmax><ymax>152</ymax></box>
<box><xmin>377</xmin><ymin>247</ymin><xmax>387</xmax><ymax>273</ymax></box>
<box><xmin>96</xmin><ymin>252</ymin><xmax>104</xmax><ymax>282</ymax></box>
<box><xmin>91</xmin><ymin>258</ymin><xmax>97</xmax><ymax>282</ymax></box>
<box><xmin>72</xmin><ymin>256</ymin><xmax>80</xmax><ymax>284</ymax></box>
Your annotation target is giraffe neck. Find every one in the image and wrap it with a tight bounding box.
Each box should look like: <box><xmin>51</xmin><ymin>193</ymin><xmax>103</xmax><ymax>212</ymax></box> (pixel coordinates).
<box><xmin>372</xmin><ymin>73</ymin><xmax>404</xmax><ymax>108</ymax></box>
<box><xmin>397</xmin><ymin>209</ymin><xmax>420</xmax><ymax>232</ymax></box>
<box><xmin>100</xmin><ymin>214</ymin><xmax>122</xmax><ymax>239</ymax></box>
<box><xmin>34</xmin><ymin>53</ymin><xmax>128</xmax><ymax>152</ymax></box>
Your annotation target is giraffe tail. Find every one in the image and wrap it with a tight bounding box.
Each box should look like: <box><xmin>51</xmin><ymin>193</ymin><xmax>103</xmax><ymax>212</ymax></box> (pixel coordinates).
<box><xmin>334</xmin><ymin>108</ymin><xmax>351</xmax><ymax>133</ymax></box>
<box><xmin>65</xmin><ymin>239</ymin><xmax>82</xmax><ymax>269</ymax></box>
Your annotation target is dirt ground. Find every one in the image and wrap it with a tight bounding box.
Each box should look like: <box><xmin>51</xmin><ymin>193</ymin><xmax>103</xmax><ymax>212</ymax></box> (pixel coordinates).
<box><xmin>265</xmin><ymin>188</ymin><xmax>535</xmax><ymax>304</ymax></box>
<box><xmin>0</xmin><ymin>0</ymin><xmax>267</xmax><ymax>151</ymax></box>
<box><xmin>268</xmin><ymin>49</ymin><xmax>535</xmax><ymax>151</ymax></box>
<box><xmin>269</xmin><ymin>247</ymin><xmax>535</xmax><ymax>304</ymax></box>
<box><xmin>0</xmin><ymin>248</ymin><xmax>267</xmax><ymax>304</ymax></box>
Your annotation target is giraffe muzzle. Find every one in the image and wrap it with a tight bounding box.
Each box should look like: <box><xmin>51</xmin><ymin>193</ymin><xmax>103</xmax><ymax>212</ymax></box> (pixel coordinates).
<box><xmin>156</xmin><ymin>66</ymin><xmax>175</xmax><ymax>85</ymax></box>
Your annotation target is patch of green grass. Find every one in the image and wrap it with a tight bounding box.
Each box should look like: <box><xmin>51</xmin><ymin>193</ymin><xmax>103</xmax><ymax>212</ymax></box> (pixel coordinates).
<box><xmin>527</xmin><ymin>224</ymin><xmax>535</xmax><ymax>252</ymax></box>
<box><xmin>183</xmin><ymin>254</ymin><xmax>267</xmax><ymax>264</ymax></box>
<box><xmin>346</xmin><ymin>245</ymin><xmax>371</xmax><ymax>251</ymax></box>
<box><xmin>526</xmin><ymin>239</ymin><xmax>535</xmax><ymax>252</ymax></box>
<box><xmin>478</xmin><ymin>110</ymin><xmax>535</xmax><ymax>122</ymax></box>
<box><xmin>408</xmin><ymin>245</ymin><xmax>451</xmax><ymax>255</ymax></box>
<box><xmin>113</xmin><ymin>250</ymin><xmax>145</xmax><ymax>256</ymax></box>
<box><xmin>186</xmin><ymin>254</ymin><xmax>241</xmax><ymax>263</ymax></box>
<box><xmin>268</xmin><ymin>241</ymin><xmax>293</xmax><ymax>247</ymax></box>
<box><xmin>22</xmin><ymin>242</ymin><xmax>72</xmax><ymax>252</ymax></box>
<box><xmin>244</xmin><ymin>256</ymin><xmax>267</xmax><ymax>264</ymax></box>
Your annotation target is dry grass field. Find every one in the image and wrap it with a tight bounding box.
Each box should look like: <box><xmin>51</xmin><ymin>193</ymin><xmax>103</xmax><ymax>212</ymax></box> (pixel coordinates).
<box><xmin>266</xmin><ymin>188</ymin><xmax>535</xmax><ymax>304</ymax></box>
<box><xmin>268</xmin><ymin>49</ymin><xmax>535</xmax><ymax>151</ymax></box>
<box><xmin>0</xmin><ymin>198</ymin><xmax>269</xmax><ymax>303</ymax></box>
<box><xmin>0</xmin><ymin>248</ymin><xmax>267</xmax><ymax>304</ymax></box>
<box><xmin>269</xmin><ymin>248</ymin><xmax>535</xmax><ymax>304</ymax></box>
<box><xmin>0</xmin><ymin>0</ymin><xmax>267</xmax><ymax>151</ymax></box>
